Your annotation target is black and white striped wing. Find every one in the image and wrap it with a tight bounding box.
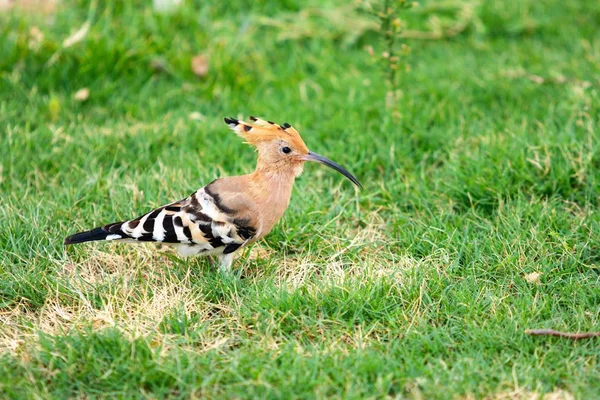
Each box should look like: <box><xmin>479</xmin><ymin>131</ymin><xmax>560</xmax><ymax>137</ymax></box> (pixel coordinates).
<box><xmin>102</xmin><ymin>186</ymin><xmax>257</xmax><ymax>255</ymax></box>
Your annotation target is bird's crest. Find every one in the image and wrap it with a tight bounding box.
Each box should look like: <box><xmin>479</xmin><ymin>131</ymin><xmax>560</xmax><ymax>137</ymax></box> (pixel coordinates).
<box><xmin>224</xmin><ymin>116</ymin><xmax>309</xmax><ymax>153</ymax></box>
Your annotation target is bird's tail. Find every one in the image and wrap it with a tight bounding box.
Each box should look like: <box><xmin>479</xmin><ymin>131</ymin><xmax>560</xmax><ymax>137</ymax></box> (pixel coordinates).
<box><xmin>64</xmin><ymin>223</ymin><xmax>125</xmax><ymax>245</ymax></box>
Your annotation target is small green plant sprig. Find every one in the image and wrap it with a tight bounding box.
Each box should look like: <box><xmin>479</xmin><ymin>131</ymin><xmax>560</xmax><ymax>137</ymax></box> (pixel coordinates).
<box><xmin>358</xmin><ymin>0</ymin><xmax>415</xmax><ymax>112</ymax></box>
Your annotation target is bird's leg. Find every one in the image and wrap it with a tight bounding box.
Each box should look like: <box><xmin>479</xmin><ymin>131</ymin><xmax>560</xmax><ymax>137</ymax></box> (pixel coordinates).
<box><xmin>217</xmin><ymin>253</ymin><xmax>234</xmax><ymax>274</ymax></box>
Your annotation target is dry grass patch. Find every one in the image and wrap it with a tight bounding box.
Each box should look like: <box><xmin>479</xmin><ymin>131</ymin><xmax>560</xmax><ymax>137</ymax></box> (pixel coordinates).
<box><xmin>0</xmin><ymin>0</ymin><xmax>59</xmax><ymax>14</ymax></box>
<box><xmin>267</xmin><ymin>212</ymin><xmax>438</xmax><ymax>289</ymax></box>
<box><xmin>1</xmin><ymin>246</ymin><xmax>243</xmax><ymax>354</ymax></box>
<box><xmin>482</xmin><ymin>389</ymin><xmax>575</xmax><ymax>400</ymax></box>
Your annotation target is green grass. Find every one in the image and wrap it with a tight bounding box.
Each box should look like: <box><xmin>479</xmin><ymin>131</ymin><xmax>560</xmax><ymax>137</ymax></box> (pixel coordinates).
<box><xmin>1</xmin><ymin>0</ymin><xmax>599</xmax><ymax>398</ymax></box>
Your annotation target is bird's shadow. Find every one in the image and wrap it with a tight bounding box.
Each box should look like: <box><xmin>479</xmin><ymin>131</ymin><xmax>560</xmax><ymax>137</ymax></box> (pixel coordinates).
<box><xmin>159</xmin><ymin>251</ymin><xmax>259</xmax><ymax>284</ymax></box>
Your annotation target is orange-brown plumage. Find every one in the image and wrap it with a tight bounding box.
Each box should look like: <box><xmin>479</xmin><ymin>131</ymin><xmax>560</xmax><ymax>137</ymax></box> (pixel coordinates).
<box><xmin>65</xmin><ymin>116</ymin><xmax>360</xmax><ymax>273</ymax></box>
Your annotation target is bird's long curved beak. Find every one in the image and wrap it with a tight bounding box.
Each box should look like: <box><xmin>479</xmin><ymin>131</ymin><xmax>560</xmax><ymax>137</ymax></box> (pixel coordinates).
<box><xmin>302</xmin><ymin>151</ymin><xmax>362</xmax><ymax>188</ymax></box>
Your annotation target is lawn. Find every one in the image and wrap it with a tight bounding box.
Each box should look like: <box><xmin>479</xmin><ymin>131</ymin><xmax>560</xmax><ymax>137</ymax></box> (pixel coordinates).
<box><xmin>0</xmin><ymin>0</ymin><xmax>599</xmax><ymax>398</ymax></box>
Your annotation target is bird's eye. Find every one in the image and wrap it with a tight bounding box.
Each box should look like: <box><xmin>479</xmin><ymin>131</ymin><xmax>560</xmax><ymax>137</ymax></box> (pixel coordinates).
<box><xmin>282</xmin><ymin>146</ymin><xmax>292</xmax><ymax>154</ymax></box>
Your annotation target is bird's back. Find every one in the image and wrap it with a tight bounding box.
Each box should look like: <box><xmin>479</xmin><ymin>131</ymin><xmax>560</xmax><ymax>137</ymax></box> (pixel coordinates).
<box><xmin>64</xmin><ymin>177</ymin><xmax>261</xmax><ymax>258</ymax></box>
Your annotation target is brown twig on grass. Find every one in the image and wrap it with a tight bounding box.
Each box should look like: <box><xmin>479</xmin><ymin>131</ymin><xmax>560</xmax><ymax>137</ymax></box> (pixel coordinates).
<box><xmin>525</xmin><ymin>329</ymin><xmax>600</xmax><ymax>340</ymax></box>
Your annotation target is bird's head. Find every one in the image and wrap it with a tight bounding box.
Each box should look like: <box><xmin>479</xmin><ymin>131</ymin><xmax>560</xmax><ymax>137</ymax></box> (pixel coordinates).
<box><xmin>224</xmin><ymin>116</ymin><xmax>361</xmax><ymax>188</ymax></box>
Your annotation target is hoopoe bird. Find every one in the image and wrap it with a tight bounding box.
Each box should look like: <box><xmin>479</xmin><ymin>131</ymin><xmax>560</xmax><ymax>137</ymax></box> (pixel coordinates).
<box><xmin>64</xmin><ymin>116</ymin><xmax>361</xmax><ymax>272</ymax></box>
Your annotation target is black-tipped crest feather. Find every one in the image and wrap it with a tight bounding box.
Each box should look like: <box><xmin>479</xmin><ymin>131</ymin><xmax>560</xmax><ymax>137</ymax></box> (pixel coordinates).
<box><xmin>224</xmin><ymin>117</ymin><xmax>239</xmax><ymax>126</ymax></box>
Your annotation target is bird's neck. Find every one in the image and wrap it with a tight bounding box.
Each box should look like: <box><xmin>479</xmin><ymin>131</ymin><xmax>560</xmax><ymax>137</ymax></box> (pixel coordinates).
<box><xmin>251</xmin><ymin>164</ymin><xmax>298</xmax><ymax>196</ymax></box>
<box><xmin>250</xmin><ymin>162</ymin><xmax>300</xmax><ymax>236</ymax></box>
